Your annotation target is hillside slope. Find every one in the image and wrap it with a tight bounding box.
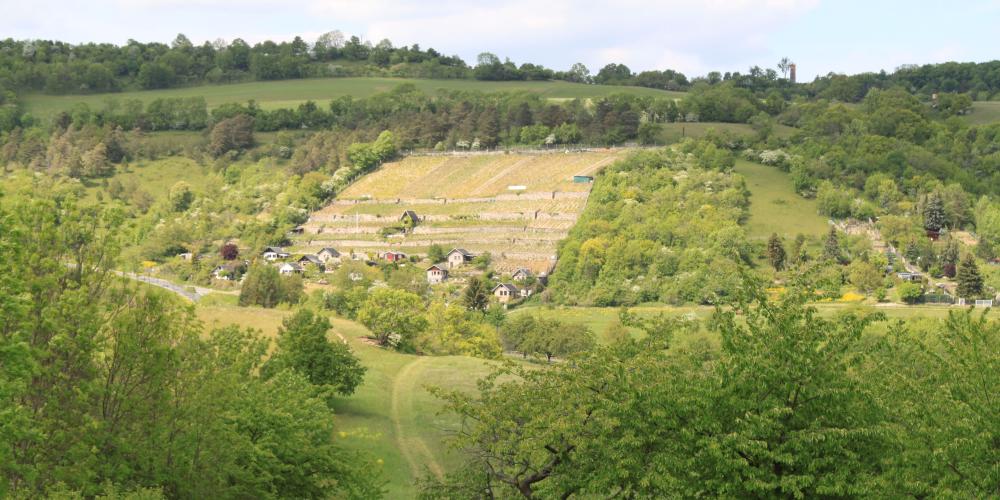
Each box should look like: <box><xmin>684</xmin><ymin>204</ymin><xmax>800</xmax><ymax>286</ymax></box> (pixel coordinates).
<box><xmin>294</xmin><ymin>150</ymin><xmax>625</xmax><ymax>274</ymax></box>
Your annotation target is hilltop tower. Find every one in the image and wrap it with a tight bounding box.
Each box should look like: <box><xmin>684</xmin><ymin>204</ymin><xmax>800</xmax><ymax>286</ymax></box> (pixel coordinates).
<box><xmin>789</xmin><ymin>63</ymin><xmax>797</xmax><ymax>84</ymax></box>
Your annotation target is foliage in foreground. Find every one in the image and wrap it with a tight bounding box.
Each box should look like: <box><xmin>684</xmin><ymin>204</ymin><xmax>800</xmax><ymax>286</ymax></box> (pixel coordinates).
<box><xmin>424</xmin><ymin>280</ymin><xmax>998</xmax><ymax>498</ymax></box>
<box><xmin>0</xmin><ymin>186</ymin><xmax>381</xmax><ymax>498</ymax></box>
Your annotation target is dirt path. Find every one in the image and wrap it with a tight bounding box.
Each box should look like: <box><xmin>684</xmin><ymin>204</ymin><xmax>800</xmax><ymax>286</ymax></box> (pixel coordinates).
<box><xmin>390</xmin><ymin>356</ymin><xmax>445</xmax><ymax>481</ymax></box>
<box><xmin>119</xmin><ymin>271</ymin><xmax>238</xmax><ymax>302</ymax></box>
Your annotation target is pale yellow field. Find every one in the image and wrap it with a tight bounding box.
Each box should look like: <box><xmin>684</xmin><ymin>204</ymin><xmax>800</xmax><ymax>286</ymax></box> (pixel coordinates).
<box><xmin>339</xmin><ymin>151</ymin><xmax>621</xmax><ymax>200</ymax></box>
<box><xmin>301</xmin><ymin>151</ymin><xmax>624</xmax><ymax>274</ymax></box>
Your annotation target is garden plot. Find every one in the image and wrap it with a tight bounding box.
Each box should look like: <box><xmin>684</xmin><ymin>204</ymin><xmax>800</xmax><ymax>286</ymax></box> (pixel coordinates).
<box><xmin>297</xmin><ymin>151</ymin><xmax>625</xmax><ymax>274</ymax></box>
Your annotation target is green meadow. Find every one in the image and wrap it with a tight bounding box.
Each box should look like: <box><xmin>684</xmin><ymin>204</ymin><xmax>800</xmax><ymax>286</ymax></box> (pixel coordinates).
<box><xmin>963</xmin><ymin>100</ymin><xmax>1000</xmax><ymax>125</ymax></box>
<box><xmin>658</xmin><ymin>121</ymin><xmax>797</xmax><ymax>144</ymax></box>
<box><xmin>22</xmin><ymin>77</ymin><xmax>684</xmax><ymax>119</ymax></box>
<box><xmin>733</xmin><ymin>160</ymin><xmax>829</xmax><ymax>239</ymax></box>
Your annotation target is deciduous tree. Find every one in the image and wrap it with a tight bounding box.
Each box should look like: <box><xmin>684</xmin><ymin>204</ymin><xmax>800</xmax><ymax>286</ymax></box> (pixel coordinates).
<box><xmin>767</xmin><ymin>232</ymin><xmax>786</xmax><ymax>270</ymax></box>
<box><xmin>263</xmin><ymin>309</ymin><xmax>366</xmax><ymax>396</ymax></box>
<box><xmin>357</xmin><ymin>288</ymin><xmax>427</xmax><ymax>349</ymax></box>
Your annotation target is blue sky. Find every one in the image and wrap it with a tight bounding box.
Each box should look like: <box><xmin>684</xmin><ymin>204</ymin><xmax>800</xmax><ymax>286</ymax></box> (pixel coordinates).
<box><xmin>1</xmin><ymin>0</ymin><xmax>998</xmax><ymax>80</ymax></box>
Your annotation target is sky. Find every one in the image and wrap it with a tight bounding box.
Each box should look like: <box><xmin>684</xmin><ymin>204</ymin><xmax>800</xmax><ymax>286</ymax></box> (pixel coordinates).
<box><xmin>1</xmin><ymin>0</ymin><xmax>998</xmax><ymax>80</ymax></box>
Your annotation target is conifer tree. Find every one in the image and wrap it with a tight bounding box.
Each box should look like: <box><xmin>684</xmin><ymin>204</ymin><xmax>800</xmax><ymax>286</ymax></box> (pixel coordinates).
<box><xmin>956</xmin><ymin>254</ymin><xmax>983</xmax><ymax>299</ymax></box>
<box><xmin>923</xmin><ymin>193</ymin><xmax>946</xmax><ymax>232</ymax></box>
<box><xmin>464</xmin><ymin>276</ymin><xmax>490</xmax><ymax>312</ymax></box>
<box><xmin>823</xmin><ymin>227</ymin><xmax>840</xmax><ymax>262</ymax></box>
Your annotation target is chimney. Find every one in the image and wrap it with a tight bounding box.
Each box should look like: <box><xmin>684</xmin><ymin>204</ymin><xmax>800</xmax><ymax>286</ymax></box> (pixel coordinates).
<box><xmin>789</xmin><ymin>63</ymin><xmax>797</xmax><ymax>84</ymax></box>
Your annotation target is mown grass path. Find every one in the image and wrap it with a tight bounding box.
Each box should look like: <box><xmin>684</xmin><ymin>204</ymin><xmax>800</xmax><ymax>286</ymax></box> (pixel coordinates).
<box><xmin>390</xmin><ymin>356</ymin><xmax>445</xmax><ymax>481</ymax></box>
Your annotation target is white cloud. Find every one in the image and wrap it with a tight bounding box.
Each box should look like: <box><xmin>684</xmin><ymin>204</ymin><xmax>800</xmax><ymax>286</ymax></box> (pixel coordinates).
<box><xmin>1</xmin><ymin>0</ymin><xmax>823</xmax><ymax>75</ymax></box>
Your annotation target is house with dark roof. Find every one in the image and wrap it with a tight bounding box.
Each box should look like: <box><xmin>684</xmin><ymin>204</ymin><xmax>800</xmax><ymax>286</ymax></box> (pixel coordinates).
<box><xmin>317</xmin><ymin>247</ymin><xmax>341</xmax><ymax>264</ymax></box>
<box><xmin>511</xmin><ymin>268</ymin><xmax>532</xmax><ymax>281</ymax></box>
<box><xmin>212</xmin><ymin>263</ymin><xmax>242</xmax><ymax>281</ymax></box>
<box><xmin>400</xmin><ymin>210</ymin><xmax>420</xmax><ymax>228</ymax></box>
<box><xmin>426</xmin><ymin>264</ymin><xmax>449</xmax><ymax>284</ymax></box>
<box><xmin>492</xmin><ymin>283</ymin><xmax>520</xmax><ymax>304</ymax></box>
<box><xmin>447</xmin><ymin>248</ymin><xmax>474</xmax><ymax>269</ymax></box>
<box><xmin>278</xmin><ymin>262</ymin><xmax>304</xmax><ymax>274</ymax></box>
<box><xmin>298</xmin><ymin>254</ymin><xmax>324</xmax><ymax>268</ymax></box>
<box><xmin>261</xmin><ymin>246</ymin><xmax>290</xmax><ymax>261</ymax></box>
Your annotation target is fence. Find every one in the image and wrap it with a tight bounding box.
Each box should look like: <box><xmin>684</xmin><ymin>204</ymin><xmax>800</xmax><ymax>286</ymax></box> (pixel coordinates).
<box><xmin>923</xmin><ymin>293</ymin><xmax>954</xmax><ymax>304</ymax></box>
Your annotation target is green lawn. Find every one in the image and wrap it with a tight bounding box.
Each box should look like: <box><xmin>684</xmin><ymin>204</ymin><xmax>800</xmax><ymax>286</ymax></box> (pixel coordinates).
<box><xmin>658</xmin><ymin>122</ymin><xmax>797</xmax><ymax>144</ymax></box>
<box><xmin>514</xmin><ymin>302</ymin><xmax>964</xmax><ymax>341</ymax></box>
<box><xmin>23</xmin><ymin>77</ymin><xmax>685</xmax><ymax>119</ymax></box>
<box><xmin>733</xmin><ymin>160</ymin><xmax>829</xmax><ymax>239</ymax></box>
<box><xmin>963</xmin><ymin>101</ymin><xmax>1000</xmax><ymax>125</ymax></box>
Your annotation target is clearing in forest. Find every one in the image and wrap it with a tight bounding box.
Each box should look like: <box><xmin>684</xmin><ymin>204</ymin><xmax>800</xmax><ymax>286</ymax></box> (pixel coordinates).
<box><xmin>734</xmin><ymin>160</ymin><xmax>829</xmax><ymax>239</ymax></box>
<box><xmin>296</xmin><ymin>151</ymin><xmax>624</xmax><ymax>274</ymax></box>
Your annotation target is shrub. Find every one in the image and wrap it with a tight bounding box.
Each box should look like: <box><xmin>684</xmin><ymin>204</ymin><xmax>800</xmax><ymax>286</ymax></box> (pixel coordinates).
<box><xmin>898</xmin><ymin>282</ymin><xmax>923</xmax><ymax>304</ymax></box>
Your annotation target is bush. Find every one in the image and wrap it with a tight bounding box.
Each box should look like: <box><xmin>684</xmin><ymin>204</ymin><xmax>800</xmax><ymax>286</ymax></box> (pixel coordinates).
<box><xmin>898</xmin><ymin>282</ymin><xmax>923</xmax><ymax>304</ymax></box>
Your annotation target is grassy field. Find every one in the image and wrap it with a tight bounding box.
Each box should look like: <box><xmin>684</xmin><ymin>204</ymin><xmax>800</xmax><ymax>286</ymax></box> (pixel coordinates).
<box><xmin>338</xmin><ymin>152</ymin><xmax>620</xmax><ymax>200</ymax></box>
<box><xmin>733</xmin><ymin>160</ymin><xmax>829</xmax><ymax>239</ymax></box>
<box><xmin>515</xmin><ymin>302</ymin><xmax>965</xmax><ymax>343</ymax></box>
<box><xmin>23</xmin><ymin>77</ymin><xmax>685</xmax><ymax>119</ymax></box>
<box><xmin>196</xmin><ymin>303</ymin><xmax>499</xmax><ymax>499</ymax></box>
<box><xmin>963</xmin><ymin>101</ymin><xmax>1000</xmax><ymax>125</ymax></box>
<box><xmin>658</xmin><ymin>122</ymin><xmax>797</xmax><ymax>144</ymax></box>
<box><xmin>81</xmin><ymin>156</ymin><xmax>213</xmax><ymax>202</ymax></box>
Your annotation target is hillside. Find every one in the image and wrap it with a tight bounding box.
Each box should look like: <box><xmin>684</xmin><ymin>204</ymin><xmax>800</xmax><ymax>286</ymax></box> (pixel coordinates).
<box><xmin>294</xmin><ymin>151</ymin><xmax>624</xmax><ymax>274</ymax></box>
<box><xmin>22</xmin><ymin>77</ymin><xmax>684</xmax><ymax>119</ymax></box>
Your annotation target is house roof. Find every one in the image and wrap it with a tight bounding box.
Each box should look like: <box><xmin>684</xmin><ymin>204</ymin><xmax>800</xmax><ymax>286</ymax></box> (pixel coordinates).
<box><xmin>318</xmin><ymin>247</ymin><xmax>340</xmax><ymax>257</ymax></box>
<box><xmin>280</xmin><ymin>262</ymin><xmax>303</xmax><ymax>271</ymax></box>
<box><xmin>448</xmin><ymin>248</ymin><xmax>473</xmax><ymax>257</ymax></box>
<box><xmin>427</xmin><ymin>264</ymin><xmax>449</xmax><ymax>272</ymax></box>
<box><xmin>512</xmin><ymin>267</ymin><xmax>532</xmax><ymax>276</ymax></box>
<box><xmin>492</xmin><ymin>283</ymin><xmax>519</xmax><ymax>293</ymax></box>
<box><xmin>400</xmin><ymin>210</ymin><xmax>419</xmax><ymax>221</ymax></box>
<box><xmin>262</xmin><ymin>246</ymin><xmax>286</xmax><ymax>254</ymax></box>
<box><xmin>385</xmin><ymin>250</ymin><xmax>407</xmax><ymax>256</ymax></box>
<box><xmin>298</xmin><ymin>255</ymin><xmax>322</xmax><ymax>264</ymax></box>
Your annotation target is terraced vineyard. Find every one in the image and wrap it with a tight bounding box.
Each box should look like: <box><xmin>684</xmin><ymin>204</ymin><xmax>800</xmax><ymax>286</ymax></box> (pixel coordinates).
<box><xmin>294</xmin><ymin>151</ymin><xmax>624</xmax><ymax>274</ymax></box>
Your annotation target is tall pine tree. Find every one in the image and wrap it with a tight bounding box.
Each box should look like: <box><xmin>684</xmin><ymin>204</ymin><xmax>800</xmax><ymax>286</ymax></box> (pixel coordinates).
<box><xmin>923</xmin><ymin>193</ymin><xmax>946</xmax><ymax>232</ymax></box>
<box><xmin>956</xmin><ymin>254</ymin><xmax>983</xmax><ymax>299</ymax></box>
<box><xmin>824</xmin><ymin>227</ymin><xmax>841</xmax><ymax>262</ymax></box>
<box><xmin>463</xmin><ymin>276</ymin><xmax>490</xmax><ymax>312</ymax></box>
